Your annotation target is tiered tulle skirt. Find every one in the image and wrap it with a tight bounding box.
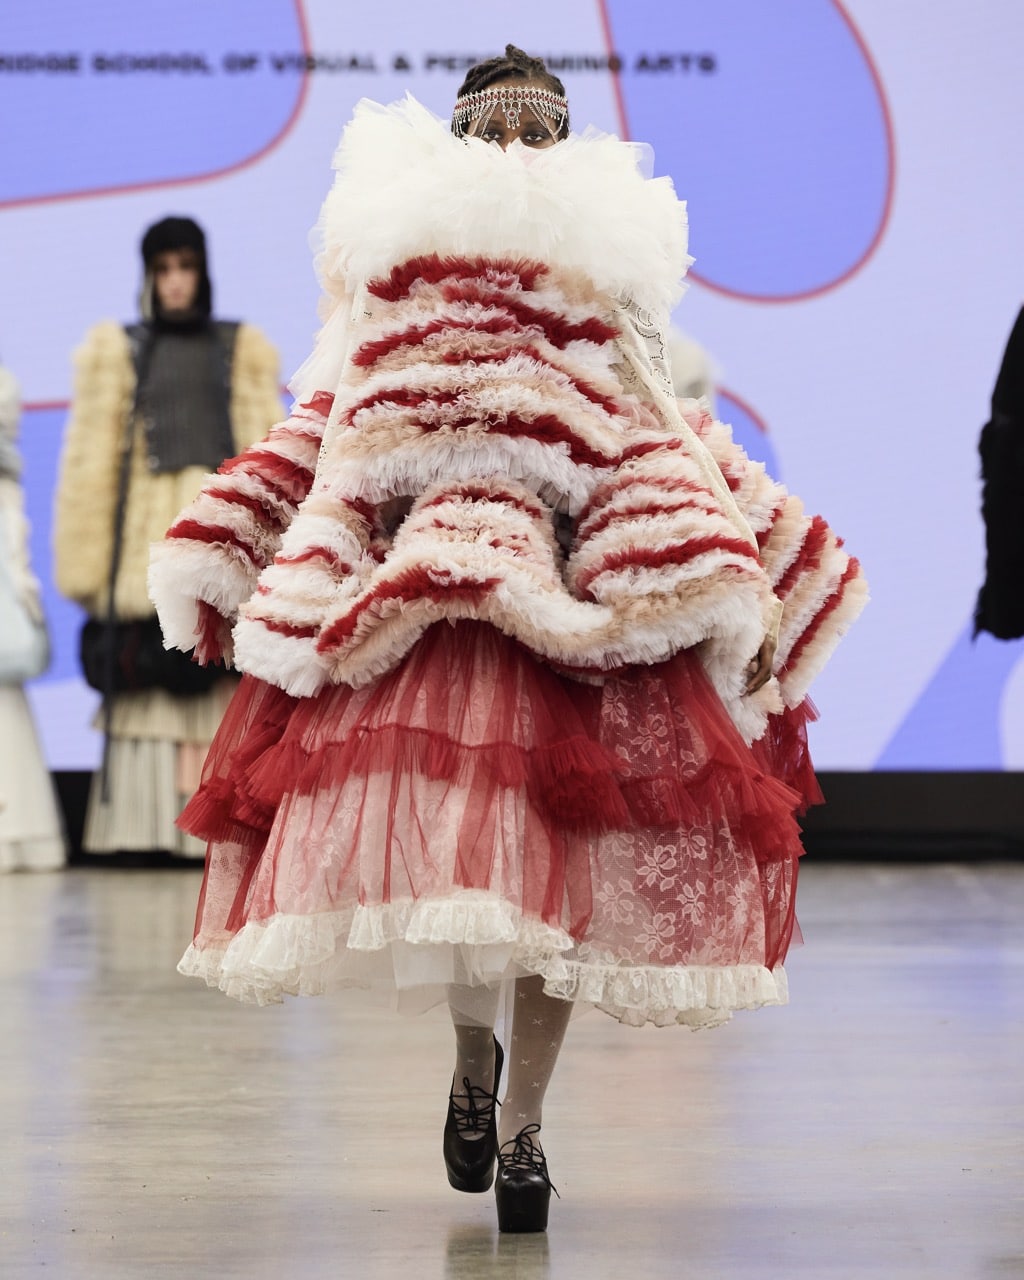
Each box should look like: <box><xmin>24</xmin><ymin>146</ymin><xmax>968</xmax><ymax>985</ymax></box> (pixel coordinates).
<box><xmin>178</xmin><ymin>622</ymin><xmax>819</xmax><ymax>1027</ymax></box>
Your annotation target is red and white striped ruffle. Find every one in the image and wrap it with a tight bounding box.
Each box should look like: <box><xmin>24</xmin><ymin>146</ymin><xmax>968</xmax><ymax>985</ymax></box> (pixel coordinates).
<box><xmin>148</xmin><ymin>392</ymin><xmax>331</xmax><ymax>664</ymax></box>
<box><xmin>684</xmin><ymin>403</ymin><xmax>867</xmax><ymax>708</ymax></box>
<box><xmin>150</xmin><ymin>258</ymin><xmax>864</xmax><ymax>742</ymax></box>
<box><xmin>217</xmin><ymin>255</ymin><xmax>780</xmax><ymax>737</ymax></box>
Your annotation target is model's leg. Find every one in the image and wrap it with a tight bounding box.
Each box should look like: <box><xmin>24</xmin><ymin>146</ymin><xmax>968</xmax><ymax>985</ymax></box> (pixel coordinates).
<box><xmin>493</xmin><ymin>973</ymin><xmax>571</xmax><ymax>1232</ymax></box>
<box><xmin>447</xmin><ymin>982</ymin><xmax>501</xmax><ymax>1108</ymax></box>
<box><xmin>498</xmin><ymin>973</ymin><xmax>572</xmax><ymax>1148</ymax></box>
<box><xmin>444</xmin><ymin>983</ymin><xmax>503</xmax><ymax>1194</ymax></box>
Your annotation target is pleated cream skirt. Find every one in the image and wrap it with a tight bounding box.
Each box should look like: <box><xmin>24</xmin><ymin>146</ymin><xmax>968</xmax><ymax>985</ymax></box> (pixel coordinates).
<box><xmin>83</xmin><ymin>680</ymin><xmax>236</xmax><ymax>858</ymax></box>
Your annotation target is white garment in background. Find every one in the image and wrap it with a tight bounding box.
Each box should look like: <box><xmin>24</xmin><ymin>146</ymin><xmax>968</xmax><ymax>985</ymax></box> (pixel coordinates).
<box><xmin>0</xmin><ymin>687</ymin><xmax>65</xmax><ymax>871</ymax></box>
<box><xmin>0</xmin><ymin>368</ymin><xmax>65</xmax><ymax>870</ymax></box>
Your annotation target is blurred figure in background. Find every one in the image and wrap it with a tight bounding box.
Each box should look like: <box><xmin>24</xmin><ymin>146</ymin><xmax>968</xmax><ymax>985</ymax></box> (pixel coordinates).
<box><xmin>54</xmin><ymin>217</ymin><xmax>281</xmax><ymax>860</ymax></box>
<box><xmin>975</xmin><ymin>306</ymin><xmax>1024</xmax><ymax>639</ymax></box>
<box><xmin>0</xmin><ymin>361</ymin><xmax>66</xmax><ymax>871</ymax></box>
<box><xmin>667</xmin><ymin>327</ymin><xmax>716</xmax><ymax>403</ymax></box>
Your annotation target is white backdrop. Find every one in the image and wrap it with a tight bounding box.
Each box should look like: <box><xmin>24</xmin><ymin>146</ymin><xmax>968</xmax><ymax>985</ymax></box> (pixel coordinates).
<box><xmin>2</xmin><ymin>0</ymin><xmax>1022</xmax><ymax>770</ymax></box>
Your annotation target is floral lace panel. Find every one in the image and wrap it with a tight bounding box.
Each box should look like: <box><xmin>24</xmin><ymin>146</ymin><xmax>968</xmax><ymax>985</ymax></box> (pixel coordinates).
<box><xmin>616</xmin><ymin>297</ymin><xmax>676</xmax><ymax>400</ymax></box>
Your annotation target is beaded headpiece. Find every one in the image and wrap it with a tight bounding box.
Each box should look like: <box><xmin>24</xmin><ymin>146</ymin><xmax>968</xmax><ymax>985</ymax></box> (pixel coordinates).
<box><xmin>452</xmin><ymin>85</ymin><xmax>569</xmax><ymax>138</ymax></box>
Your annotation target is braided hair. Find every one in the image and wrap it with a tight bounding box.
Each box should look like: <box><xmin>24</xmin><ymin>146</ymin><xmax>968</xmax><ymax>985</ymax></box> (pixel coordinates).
<box><xmin>453</xmin><ymin>44</ymin><xmax>570</xmax><ymax>138</ymax></box>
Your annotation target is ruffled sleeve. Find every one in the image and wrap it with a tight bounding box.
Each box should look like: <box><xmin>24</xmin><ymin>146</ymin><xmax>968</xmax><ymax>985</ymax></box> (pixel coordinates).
<box><xmin>148</xmin><ymin>391</ymin><xmax>333</xmax><ymax>663</ymax></box>
<box><xmin>680</xmin><ymin>401</ymin><xmax>868</xmax><ymax>709</ymax></box>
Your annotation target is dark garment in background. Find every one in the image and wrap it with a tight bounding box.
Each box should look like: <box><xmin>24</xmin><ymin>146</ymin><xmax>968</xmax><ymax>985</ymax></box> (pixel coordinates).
<box><xmin>976</xmin><ymin>307</ymin><xmax>1024</xmax><ymax>639</ymax></box>
<box><xmin>127</xmin><ymin>320</ymin><xmax>238</xmax><ymax>475</ymax></box>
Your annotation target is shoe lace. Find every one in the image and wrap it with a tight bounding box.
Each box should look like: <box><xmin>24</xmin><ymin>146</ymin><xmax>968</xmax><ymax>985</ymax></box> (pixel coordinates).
<box><xmin>450</xmin><ymin>1076</ymin><xmax>499</xmax><ymax>1136</ymax></box>
<box><xmin>497</xmin><ymin>1123</ymin><xmax>560</xmax><ymax>1197</ymax></box>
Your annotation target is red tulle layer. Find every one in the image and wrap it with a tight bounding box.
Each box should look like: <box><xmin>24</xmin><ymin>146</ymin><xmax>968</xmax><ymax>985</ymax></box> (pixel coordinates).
<box><xmin>182</xmin><ymin>622</ymin><xmax>812</xmax><ymax>856</ymax></box>
<box><xmin>181</xmin><ymin>622</ymin><xmax>817</xmax><ymax>973</ymax></box>
<box><xmin>750</xmin><ymin>697</ymin><xmax>824</xmax><ymax>815</ymax></box>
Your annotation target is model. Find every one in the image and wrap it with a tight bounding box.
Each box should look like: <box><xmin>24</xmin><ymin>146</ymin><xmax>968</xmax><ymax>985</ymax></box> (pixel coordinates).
<box><xmin>150</xmin><ymin>47</ymin><xmax>867</xmax><ymax>1231</ymax></box>
<box><xmin>976</xmin><ymin>306</ymin><xmax>1024</xmax><ymax>638</ymax></box>
<box><xmin>0</xmin><ymin>363</ymin><xmax>66</xmax><ymax>871</ymax></box>
<box><xmin>54</xmin><ymin>217</ymin><xmax>282</xmax><ymax>857</ymax></box>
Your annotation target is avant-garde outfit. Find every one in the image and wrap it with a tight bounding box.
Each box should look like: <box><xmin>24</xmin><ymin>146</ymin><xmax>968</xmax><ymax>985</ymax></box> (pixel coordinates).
<box><xmin>0</xmin><ymin>368</ymin><xmax>66</xmax><ymax>871</ymax></box>
<box><xmin>151</xmin><ymin>99</ymin><xmax>866</xmax><ymax>1024</ymax></box>
<box><xmin>976</xmin><ymin>307</ymin><xmax>1024</xmax><ymax>638</ymax></box>
<box><xmin>54</xmin><ymin>298</ymin><xmax>281</xmax><ymax>856</ymax></box>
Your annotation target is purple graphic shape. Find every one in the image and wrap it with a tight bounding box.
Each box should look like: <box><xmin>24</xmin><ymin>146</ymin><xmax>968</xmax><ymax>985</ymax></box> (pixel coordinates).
<box><xmin>0</xmin><ymin>2</ymin><xmax>305</xmax><ymax>206</ymax></box>
<box><xmin>20</xmin><ymin>406</ymin><xmax>86</xmax><ymax>684</ymax></box>
<box><xmin>717</xmin><ymin>390</ymin><xmax>781</xmax><ymax>477</ymax></box>
<box><xmin>877</xmin><ymin>624</ymin><xmax>1020</xmax><ymax>769</ymax></box>
<box><xmin>602</xmin><ymin>0</ymin><xmax>892</xmax><ymax>300</ymax></box>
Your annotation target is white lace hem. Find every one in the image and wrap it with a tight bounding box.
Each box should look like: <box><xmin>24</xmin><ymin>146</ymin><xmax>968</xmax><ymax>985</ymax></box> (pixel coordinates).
<box><xmin>178</xmin><ymin>890</ymin><xmax>788</xmax><ymax>1028</ymax></box>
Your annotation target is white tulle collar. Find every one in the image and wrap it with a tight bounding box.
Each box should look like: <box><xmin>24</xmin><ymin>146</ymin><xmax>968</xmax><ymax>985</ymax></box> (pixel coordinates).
<box><xmin>312</xmin><ymin>95</ymin><xmax>693</xmax><ymax>318</ymax></box>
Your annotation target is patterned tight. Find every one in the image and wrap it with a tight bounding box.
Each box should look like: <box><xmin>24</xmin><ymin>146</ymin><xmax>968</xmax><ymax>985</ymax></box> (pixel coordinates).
<box><xmin>448</xmin><ymin>977</ymin><xmax>573</xmax><ymax>1150</ymax></box>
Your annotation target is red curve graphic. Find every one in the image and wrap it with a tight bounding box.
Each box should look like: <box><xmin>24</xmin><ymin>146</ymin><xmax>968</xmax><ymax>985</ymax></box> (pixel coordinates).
<box><xmin>23</xmin><ymin>400</ymin><xmax>69</xmax><ymax>413</ymax></box>
<box><xmin>0</xmin><ymin>0</ymin><xmax>313</xmax><ymax>213</ymax></box>
<box><xmin>595</xmin><ymin>0</ymin><xmax>897</xmax><ymax>305</ymax></box>
<box><xmin>718</xmin><ymin>386</ymin><xmax>771</xmax><ymax>435</ymax></box>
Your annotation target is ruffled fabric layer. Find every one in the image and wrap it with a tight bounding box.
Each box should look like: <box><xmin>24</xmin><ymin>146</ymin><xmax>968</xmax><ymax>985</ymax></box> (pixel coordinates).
<box><xmin>179</xmin><ymin>622</ymin><xmax>810</xmax><ymax>1025</ymax></box>
<box><xmin>178</xmin><ymin>890</ymin><xmax>787</xmax><ymax>1029</ymax></box>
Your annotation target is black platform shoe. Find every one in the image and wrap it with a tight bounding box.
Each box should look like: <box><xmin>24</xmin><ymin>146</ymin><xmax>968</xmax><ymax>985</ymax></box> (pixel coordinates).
<box><xmin>443</xmin><ymin>1036</ymin><xmax>504</xmax><ymax>1193</ymax></box>
<box><xmin>494</xmin><ymin>1124</ymin><xmax>560</xmax><ymax>1233</ymax></box>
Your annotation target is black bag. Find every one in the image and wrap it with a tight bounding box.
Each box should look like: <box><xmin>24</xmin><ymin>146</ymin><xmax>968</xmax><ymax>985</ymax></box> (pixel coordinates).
<box><xmin>79</xmin><ymin>617</ymin><xmax>223</xmax><ymax>697</ymax></box>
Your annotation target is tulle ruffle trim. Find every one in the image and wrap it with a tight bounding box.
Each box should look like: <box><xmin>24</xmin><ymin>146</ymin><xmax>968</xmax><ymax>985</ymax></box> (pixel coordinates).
<box><xmin>178</xmin><ymin>890</ymin><xmax>788</xmax><ymax>1028</ymax></box>
<box><xmin>183</xmin><ymin>716</ymin><xmax>806</xmax><ymax>856</ymax></box>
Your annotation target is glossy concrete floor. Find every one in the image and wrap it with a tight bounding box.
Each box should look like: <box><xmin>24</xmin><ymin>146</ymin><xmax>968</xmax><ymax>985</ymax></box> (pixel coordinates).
<box><xmin>1</xmin><ymin>863</ymin><xmax>1022</xmax><ymax>1280</ymax></box>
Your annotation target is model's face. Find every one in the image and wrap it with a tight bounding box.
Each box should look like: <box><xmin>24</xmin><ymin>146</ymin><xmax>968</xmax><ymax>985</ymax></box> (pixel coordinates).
<box><xmin>152</xmin><ymin>248</ymin><xmax>200</xmax><ymax>312</ymax></box>
<box><xmin>467</xmin><ymin>80</ymin><xmax>561</xmax><ymax>151</ymax></box>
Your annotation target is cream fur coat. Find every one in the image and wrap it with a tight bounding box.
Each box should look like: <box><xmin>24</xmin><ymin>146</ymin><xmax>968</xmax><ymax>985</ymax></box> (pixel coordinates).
<box><xmin>54</xmin><ymin>321</ymin><xmax>281</xmax><ymax>619</ymax></box>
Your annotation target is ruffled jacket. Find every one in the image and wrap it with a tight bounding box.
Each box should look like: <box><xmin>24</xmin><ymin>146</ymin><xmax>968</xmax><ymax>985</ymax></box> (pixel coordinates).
<box><xmin>54</xmin><ymin>320</ymin><xmax>281</xmax><ymax>620</ymax></box>
<box><xmin>151</xmin><ymin>98</ymin><xmax>865</xmax><ymax>741</ymax></box>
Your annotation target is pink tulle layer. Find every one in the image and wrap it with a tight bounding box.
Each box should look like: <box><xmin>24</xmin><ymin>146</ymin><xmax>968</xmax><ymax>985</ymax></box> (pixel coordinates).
<box><xmin>181</xmin><ymin>623</ymin><xmax>816</xmax><ymax>1004</ymax></box>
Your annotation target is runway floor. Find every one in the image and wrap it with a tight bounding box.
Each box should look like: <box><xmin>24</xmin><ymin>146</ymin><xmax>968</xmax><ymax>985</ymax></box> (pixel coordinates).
<box><xmin>1</xmin><ymin>862</ymin><xmax>1022</xmax><ymax>1279</ymax></box>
